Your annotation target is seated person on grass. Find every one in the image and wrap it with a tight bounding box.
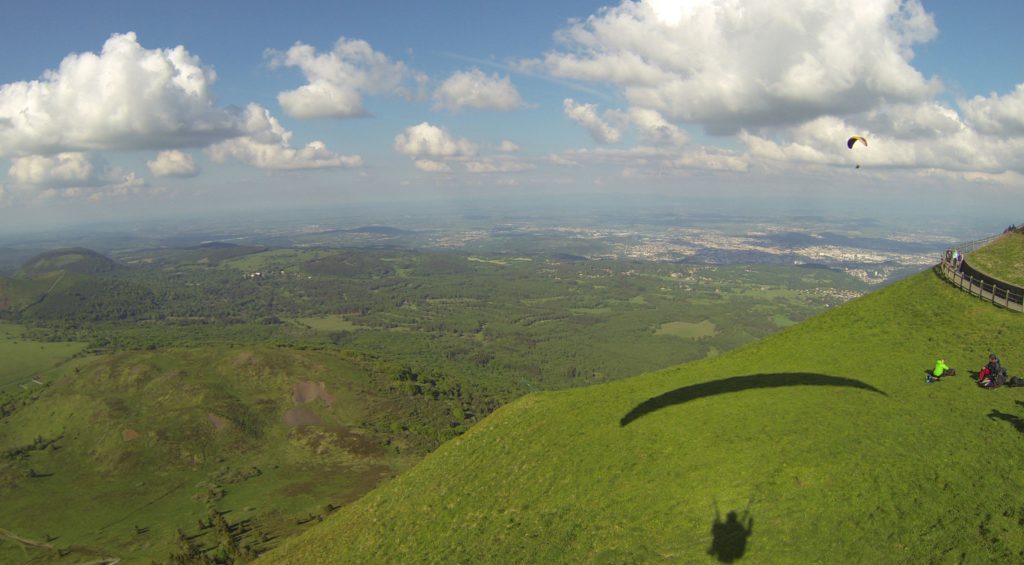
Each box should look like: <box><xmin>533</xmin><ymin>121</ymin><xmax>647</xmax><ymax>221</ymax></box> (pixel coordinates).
<box><xmin>928</xmin><ymin>358</ymin><xmax>955</xmax><ymax>382</ymax></box>
<box><xmin>979</xmin><ymin>354</ymin><xmax>1007</xmax><ymax>388</ymax></box>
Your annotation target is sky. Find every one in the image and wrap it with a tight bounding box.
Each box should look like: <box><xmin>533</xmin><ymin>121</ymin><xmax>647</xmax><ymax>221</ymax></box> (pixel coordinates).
<box><xmin>0</xmin><ymin>0</ymin><xmax>1023</xmax><ymax>231</ymax></box>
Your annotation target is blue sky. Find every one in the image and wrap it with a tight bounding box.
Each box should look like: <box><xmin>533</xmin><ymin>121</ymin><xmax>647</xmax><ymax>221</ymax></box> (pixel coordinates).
<box><xmin>0</xmin><ymin>0</ymin><xmax>1022</xmax><ymax>230</ymax></box>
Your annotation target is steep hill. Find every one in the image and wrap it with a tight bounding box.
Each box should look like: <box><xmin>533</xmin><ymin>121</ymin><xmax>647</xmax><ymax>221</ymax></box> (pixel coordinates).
<box><xmin>267</xmin><ymin>266</ymin><xmax>1024</xmax><ymax>563</ymax></box>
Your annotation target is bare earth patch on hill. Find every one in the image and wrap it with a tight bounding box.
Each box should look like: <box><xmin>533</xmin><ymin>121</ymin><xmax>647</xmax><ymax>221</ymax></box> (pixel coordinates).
<box><xmin>283</xmin><ymin>407</ymin><xmax>323</xmax><ymax>427</ymax></box>
<box><xmin>292</xmin><ymin>380</ymin><xmax>336</xmax><ymax>406</ymax></box>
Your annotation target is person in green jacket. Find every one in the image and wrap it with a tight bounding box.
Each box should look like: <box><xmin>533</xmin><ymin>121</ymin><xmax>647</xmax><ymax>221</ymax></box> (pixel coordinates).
<box><xmin>929</xmin><ymin>358</ymin><xmax>955</xmax><ymax>382</ymax></box>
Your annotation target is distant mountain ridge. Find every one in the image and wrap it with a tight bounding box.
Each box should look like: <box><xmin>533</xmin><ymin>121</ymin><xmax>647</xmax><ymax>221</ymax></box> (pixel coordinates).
<box><xmin>346</xmin><ymin>226</ymin><xmax>414</xmax><ymax>236</ymax></box>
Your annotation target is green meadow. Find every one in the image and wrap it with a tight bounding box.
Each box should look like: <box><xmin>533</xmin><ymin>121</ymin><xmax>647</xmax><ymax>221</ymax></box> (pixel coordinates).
<box><xmin>0</xmin><ymin>323</ymin><xmax>86</xmax><ymax>389</ymax></box>
<box><xmin>654</xmin><ymin>320</ymin><xmax>717</xmax><ymax>339</ymax></box>
<box><xmin>290</xmin><ymin>315</ymin><xmax>360</xmax><ymax>332</ymax></box>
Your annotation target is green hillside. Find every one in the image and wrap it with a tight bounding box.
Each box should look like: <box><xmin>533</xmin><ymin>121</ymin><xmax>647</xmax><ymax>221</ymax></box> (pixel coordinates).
<box><xmin>968</xmin><ymin>231</ymin><xmax>1024</xmax><ymax>287</ymax></box>
<box><xmin>0</xmin><ymin>347</ymin><xmax>451</xmax><ymax>562</ymax></box>
<box><xmin>16</xmin><ymin>248</ymin><xmax>118</xmax><ymax>277</ymax></box>
<box><xmin>0</xmin><ymin>275</ymin><xmax>54</xmax><ymax>312</ymax></box>
<box><xmin>267</xmin><ymin>263</ymin><xmax>1024</xmax><ymax>563</ymax></box>
<box><xmin>0</xmin><ymin>248</ymin><xmax>126</xmax><ymax>315</ymax></box>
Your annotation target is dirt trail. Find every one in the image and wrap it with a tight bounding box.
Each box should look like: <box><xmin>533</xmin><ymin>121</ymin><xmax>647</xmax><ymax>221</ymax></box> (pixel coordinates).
<box><xmin>0</xmin><ymin>526</ymin><xmax>55</xmax><ymax>549</ymax></box>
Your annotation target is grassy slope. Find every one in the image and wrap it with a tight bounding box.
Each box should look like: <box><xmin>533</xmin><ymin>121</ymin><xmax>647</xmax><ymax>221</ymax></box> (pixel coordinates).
<box><xmin>969</xmin><ymin>231</ymin><xmax>1024</xmax><ymax>287</ymax></box>
<box><xmin>268</xmin><ymin>266</ymin><xmax>1024</xmax><ymax>563</ymax></box>
<box><xmin>0</xmin><ymin>347</ymin><xmax>426</xmax><ymax>562</ymax></box>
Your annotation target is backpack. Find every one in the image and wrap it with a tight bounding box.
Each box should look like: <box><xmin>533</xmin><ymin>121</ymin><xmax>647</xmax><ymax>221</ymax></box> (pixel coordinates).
<box><xmin>992</xmin><ymin>369</ymin><xmax>1008</xmax><ymax>388</ymax></box>
<box><xmin>1008</xmin><ymin>376</ymin><xmax>1024</xmax><ymax>387</ymax></box>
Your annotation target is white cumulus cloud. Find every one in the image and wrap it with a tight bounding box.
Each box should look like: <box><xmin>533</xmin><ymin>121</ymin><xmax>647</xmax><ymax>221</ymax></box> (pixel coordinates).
<box><xmin>628</xmin><ymin>107</ymin><xmax>687</xmax><ymax>146</ymax></box>
<box><xmin>269</xmin><ymin>37</ymin><xmax>424</xmax><ymax>119</ymax></box>
<box><xmin>393</xmin><ymin>122</ymin><xmax>477</xmax><ymax>158</ymax></box>
<box><xmin>206</xmin><ymin>104</ymin><xmax>362</xmax><ymax>170</ymax></box>
<box><xmin>8</xmin><ymin>152</ymin><xmax>141</xmax><ymax>188</ymax></box>
<box><xmin>563</xmin><ymin>98</ymin><xmax>621</xmax><ymax>143</ymax></box>
<box><xmin>498</xmin><ymin>140</ymin><xmax>520</xmax><ymax>153</ymax></box>
<box><xmin>414</xmin><ymin>160</ymin><xmax>451</xmax><ymax>173</ymax></box>
<box><xmin>960</xmin><ymin>84</ymin><xmax>1024</xmax><ymax>136</ymax></box>
<box><xmin>433</xmin><ymin>69</ymin><xmax>524</xmax><ymax>112</ymax></box>
<box><xmin>7</xmin><ymin>152</ymin><xmax>146</xmax><ymax>200</ymax></box>
<box><xmin>0</xmin><ymin>32</ymin><xmax>240</xmax><ymax>157</ymax></box>
<box><xmin>542</xmin><ymin>0</ymin><xmax>940</xmax><ymax>134</ymax></box>
<box><xmin>147</xmin><ymin>150</ymin><xmax>198</xmax><ymax>178</ymax></box>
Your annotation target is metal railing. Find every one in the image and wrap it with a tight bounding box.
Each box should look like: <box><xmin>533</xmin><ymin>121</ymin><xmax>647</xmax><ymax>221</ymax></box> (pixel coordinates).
<box><xmin>939</xmin><ymin>233</ymin><xmax>1004</xmax><ymax>261</ymax></box>
<box><xmin>938</xmin><ymin>233</ymin><xmax>1024</xmax><ymax>312</ymax></box>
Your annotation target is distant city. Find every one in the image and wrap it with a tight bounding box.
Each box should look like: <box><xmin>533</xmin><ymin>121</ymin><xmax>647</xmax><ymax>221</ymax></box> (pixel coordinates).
<box><xmin>0</xmin><ymin>204</ymin><xmax>957</xmax><ymax>285</ymax></box>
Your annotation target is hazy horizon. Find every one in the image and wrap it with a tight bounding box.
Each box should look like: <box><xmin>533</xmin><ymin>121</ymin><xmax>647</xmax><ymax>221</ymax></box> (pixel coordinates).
<box><xmin>1</xmin><ymin>0</ymin><xmax>1022</xmax><ymax>232</ymax></box>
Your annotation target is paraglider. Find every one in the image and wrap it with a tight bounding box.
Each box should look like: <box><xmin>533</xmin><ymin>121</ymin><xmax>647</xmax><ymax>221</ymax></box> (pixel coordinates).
<box><xmin>847</xmin><ymin>135</ymin><xmax>867</xmax><ymax>169</ymax></box>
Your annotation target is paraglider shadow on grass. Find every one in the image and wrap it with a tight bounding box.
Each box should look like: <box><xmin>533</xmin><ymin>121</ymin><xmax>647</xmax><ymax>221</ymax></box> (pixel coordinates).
<box><xmin>708</xmin><ymin>505</ymin><xmax>753</xmax><ymax>563</ymax></box>
<box><xmin>987</xmin><ymin>402</ymin><xmax>1024</xmax><ymax>434</ymax></box>
<box><xmin>987</xmin><ymin>409</ymin><xmax>1024</xmax><ymax>434</ymax></box>
<box><xmin>620</xmin><ymin>373</ymin><xmax>887</xmax><ymax>427</ymax></box>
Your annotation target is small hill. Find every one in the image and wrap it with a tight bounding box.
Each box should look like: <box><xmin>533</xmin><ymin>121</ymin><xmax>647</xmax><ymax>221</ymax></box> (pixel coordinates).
<box><xmin>16</xmin><ymin>247</ymin><xmax>118</xmax><ymax>277</ymax></box>
<box><xmin>0</xmin><ymin>251</ymin><xmax>122</xmax><ymax>315</ymax></box>
<box><xmin>267</xmin><ymin>262</ymin><xmax>1024</xmax><ymax>562</ymax></box>
<box><xmin>0</xmin><ymin>247</ymin><xmax>155</xmax><ymax>319</ymax></box>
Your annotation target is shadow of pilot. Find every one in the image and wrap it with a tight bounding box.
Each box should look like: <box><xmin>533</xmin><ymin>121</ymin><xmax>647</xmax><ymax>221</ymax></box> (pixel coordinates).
<box><xmin>708</xmin><ymin>509</ymin><xmax>753</xmax><ymax>563</ymax></box>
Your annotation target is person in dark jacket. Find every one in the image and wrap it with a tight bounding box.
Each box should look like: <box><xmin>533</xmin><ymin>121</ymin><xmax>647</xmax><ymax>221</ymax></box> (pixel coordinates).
<box><xmin>979</xmin><ymin>354</ymin><xmax>1006</xmax><ymax>388</ymax></box>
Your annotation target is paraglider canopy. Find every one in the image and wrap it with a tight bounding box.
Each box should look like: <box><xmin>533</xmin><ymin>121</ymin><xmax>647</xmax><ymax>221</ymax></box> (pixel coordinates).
<box><xmin>847</xmin><ymin>135</ymin><xmax>867</xmax><ymax>149</ymax></box>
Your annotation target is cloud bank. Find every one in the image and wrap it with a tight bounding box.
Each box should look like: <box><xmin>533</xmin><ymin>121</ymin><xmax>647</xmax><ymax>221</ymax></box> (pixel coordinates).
<box><xmin>542</xmin><ymin>0</ymin><xmax>940</xmax><ymax>134</ymax></box>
